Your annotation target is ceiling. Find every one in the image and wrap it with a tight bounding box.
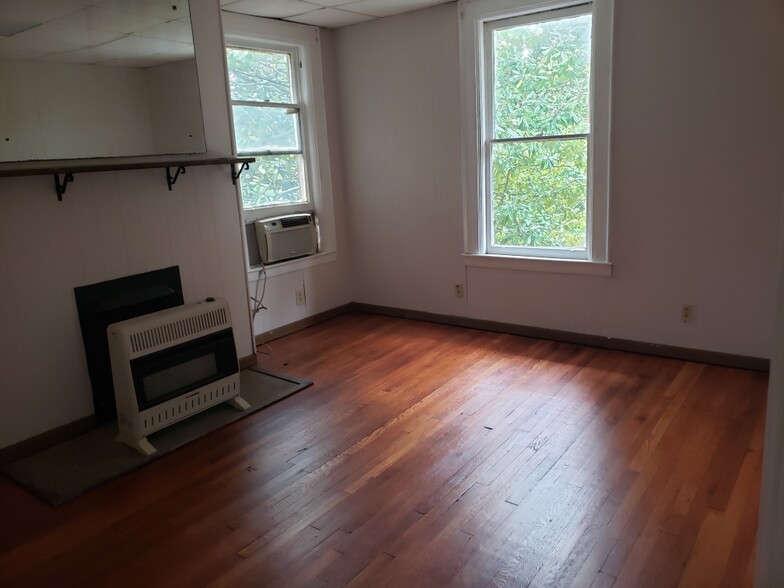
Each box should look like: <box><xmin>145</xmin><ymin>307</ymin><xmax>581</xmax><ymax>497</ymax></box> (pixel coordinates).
<box><xmin>0</xmin><ymin>0</ymin><xmax>195</xmax><ymax>67</ymax></box>
<box><xmin>0</xmin><ymin>0</ymin><xmax>452</xmax><ymax>67</ymax></box>
<box><xmin>223</xmin><ymin>0</ymin><xmax>453</xmax><ymax>29</ymax></box>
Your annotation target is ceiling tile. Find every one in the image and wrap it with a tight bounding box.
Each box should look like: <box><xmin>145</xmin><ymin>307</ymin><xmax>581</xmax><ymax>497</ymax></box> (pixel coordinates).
<box><xmin>98</xmin><ymin>0</ymin><xmax>187</xmax><ymax>21</ymax></box>
<box><xmin>0</xmin><ymin>31</ymin><xmax>81</xmax><ymax>56</ymax></box>
<box><xmin>222</xmin><ymin>0</ymin><xmax>317</xmax><ymax>19</ymax></box>
<box><xmin>53</xmin><ymin>6</ymin><xmax>168</xmax><ymax>35</ymax></box>
<box><xmin>0</xmin><ymin>44</ymin><xmax>51</xmax><ymax>60</ymax></box>
<box><xmin>61</xmin><ymin>0</ymin><xmax>105</xmax><ymax>6</ymax></box>
<box><xmin>135</xmin><ymin>19</ymin><xmax>194</xmax><ymax>44</ymax></box>
<box><xmin>0</xmin><ymin>21</ymin><xmax>41</xmax><ymax>37</ymax></box>
<box><xmin>10</xmin><ymin>21</ymin><xmax>123</xmax><ymax>49</ymax></box>
<box><xmin>339</xmin><ymin>0</ymin><xmax>447</xmax><ymax>18</ymax></box>
<box><xmin>0</xmin><ymin>0</ymin><xmax>83</xmax><ymax>23</ymax></box>
<box><xmin>303</xmin><ymin>0</ymin><xmax>362</xmax><ymax>6</ymax></box>
<box><xmin>287</xmin><ymin>7</ymin><xmax>375</xmax><ymax>27</ymax></box>
<box><xmin>40</xmin><ymin>35</ymin><xmax>192</xmax><ymax>65</ymax></box>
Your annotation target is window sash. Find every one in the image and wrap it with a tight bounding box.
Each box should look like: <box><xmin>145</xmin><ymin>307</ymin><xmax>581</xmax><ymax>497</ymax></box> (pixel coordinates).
<box><xmin>231</xmin><ymin>103</ymin><xmax>304</xmax><ymax>156</ymax></box>
<box><xmin>240</xmin><ymin>154</ymin><xmax>308</xmax><ymax>210</ymax></box>
<box><xmin>482</xmin><ymin>4</ymin><xmax>594</xmax><ymax>259</ymax></box>
<box><xmin>226</xmin><ymin>44</ymin><xmax>312</xmax><ymax>211</ymax></box>
<box><xmin>485</xmin><ymin>136</ymin><xmax>589</xmax><ymax>259</ymax></box>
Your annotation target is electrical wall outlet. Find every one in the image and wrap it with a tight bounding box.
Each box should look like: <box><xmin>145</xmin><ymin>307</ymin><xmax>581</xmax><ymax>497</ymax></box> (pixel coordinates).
<box><xmin>295</xmin><ymin>288</ymin><xmax>306</xmax><ymax>306</ymax></box>
<box><xmin>455</xmin><ymin>283</ymin><xmax>464</xmax><ymax>298</ymax></box>
<box><xmin>681</xmin><ymin>304</ymin><xmax>693</xmax><ymax>323</ymax></box>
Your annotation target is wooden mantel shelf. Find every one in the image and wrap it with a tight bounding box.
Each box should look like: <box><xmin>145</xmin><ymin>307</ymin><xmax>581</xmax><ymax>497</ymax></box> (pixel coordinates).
<box><xmin>0</xmin><ymin>155</ymin><xmax>255</xmax><ymax>201</ymax></box>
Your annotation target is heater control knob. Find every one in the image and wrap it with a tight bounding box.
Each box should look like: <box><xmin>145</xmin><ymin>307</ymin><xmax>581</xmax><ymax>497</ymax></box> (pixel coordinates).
<box><xmin>206</xmin><ymin>297</ymin><xmax>215</xmax><ymax>302</ymax></box>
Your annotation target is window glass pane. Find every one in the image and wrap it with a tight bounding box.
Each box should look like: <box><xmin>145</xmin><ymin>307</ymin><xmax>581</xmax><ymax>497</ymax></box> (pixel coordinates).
<box><xmin>226</xmin><ymin>47</ymin><xmax>293</xmax><ymax>103</ymax></box>
<box><xmin>232</xmin><ymin>105</ymin><xmax>300</xmax><ymax>153</ymax></box>
<box><xmin>493</xmin><ymin>14</ymin><xmax>592</xmax><ymax>139</ymax></box>
<box><xmin>240</xmin><ymin>154</ymin><xmax>306</xmax><ymax>209</ymax></box>
<box><xmin>491</xmin><ymin>139</ymin><xmax>587</xmax><ymax>249</ymax></box>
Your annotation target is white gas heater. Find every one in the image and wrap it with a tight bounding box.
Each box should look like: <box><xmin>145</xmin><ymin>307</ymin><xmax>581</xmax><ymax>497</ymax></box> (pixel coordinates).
<box><xmin>107</xmin><ymin>297</ymin><xmax>249</xmax><ymax>455</ymax></box>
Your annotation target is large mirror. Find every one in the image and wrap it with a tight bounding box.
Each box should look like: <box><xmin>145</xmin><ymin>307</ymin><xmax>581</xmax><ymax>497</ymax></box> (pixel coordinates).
<box><xmin>0</xmin><ymin>0</ymin><xmax>206</xmax><ymax>162</ymax></box>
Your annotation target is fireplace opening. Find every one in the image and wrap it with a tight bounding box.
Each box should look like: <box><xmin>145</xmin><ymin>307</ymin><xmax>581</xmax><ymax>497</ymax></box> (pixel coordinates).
<box><xmin>74</xmin><ymin>266</ymin><xmax>184</xmax><ymax>423</ymax></box>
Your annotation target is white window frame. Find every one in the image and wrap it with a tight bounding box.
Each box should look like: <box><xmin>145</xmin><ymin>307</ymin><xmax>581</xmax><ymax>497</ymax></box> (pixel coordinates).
<box><xmin>459</xmin><ymin>0</ymin><xmax>613</xmax><ymax>274</ymax></box>
<box><xmin>227</xmin><ymin>42</ymin><xmax>311</xmax><ymax>212</ymax></box>
<box><xmin>222</xmin><ymin>14</ymin><xmax>335</xmax><ymax>233</ymax></box>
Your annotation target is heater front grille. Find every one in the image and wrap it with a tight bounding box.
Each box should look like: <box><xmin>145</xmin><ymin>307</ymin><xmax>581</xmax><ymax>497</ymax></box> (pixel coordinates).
<box><xmin>140</xmin><ymin>377</ymin><xmax>238</xmax><ymax>434</ymax></box>
<box><xmin>129</xmin><ymin>307</ymin><xmax>228</xmax><ymax>354</ymax></box>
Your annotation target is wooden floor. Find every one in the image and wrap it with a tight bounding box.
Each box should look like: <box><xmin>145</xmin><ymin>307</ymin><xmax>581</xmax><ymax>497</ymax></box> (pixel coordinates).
<box><xmin>0</xmin><ymin>313</ymin><xmax>768</xmax><ymax>587</ymax></box>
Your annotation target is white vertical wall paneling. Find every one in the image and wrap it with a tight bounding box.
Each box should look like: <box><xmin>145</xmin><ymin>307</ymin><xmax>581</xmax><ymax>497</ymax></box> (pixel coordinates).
<box><xmin>172</xmin><ymin>170</ymin><xmax>208</xmax><ymax>297</ymax></box>
<box><xmin>135</xmin><ymin>171</ymin><xmax>178</xmax><ymax>271</ymax></box>
<box><xmin>117</xmin><ymin>176</ymin><xmax>145</xmax><ymax>277</ymax></box>
<box><xmin>0</xmin><ymin>0</ymin><xmax>258</xmax><ymax>449</ymax></box>
<box><xmin>0</xmin><ymin>61</ymin><xmax>159</xmax><ymax>161</ymax></box>
<box><xmin>193</xmin><ymin>169</ymin><xmax>226</xmax><ymax>299</ymax></box>
<box><xmin>205</xmin><ymin>168</ymin><xmax>253</xmax><ymax>313</ymax></box>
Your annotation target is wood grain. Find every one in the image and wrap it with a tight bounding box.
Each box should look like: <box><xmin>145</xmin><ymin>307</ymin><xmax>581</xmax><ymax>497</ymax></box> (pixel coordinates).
<box><xmin>0</xmin><ymin>313</ymin><xmax>766</xmax><ymax>587</ymax></box>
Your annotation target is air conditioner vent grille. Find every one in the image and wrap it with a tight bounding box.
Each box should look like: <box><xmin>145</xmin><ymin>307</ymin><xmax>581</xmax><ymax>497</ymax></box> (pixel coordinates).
<box><xmin>280</xmin><ymin>215</ymin><xmax>312</xmax><ymax>228</ymax></box>
<box><xmin>129</xmin><ymin>307</ymin><xmax>228</xmax><ymax>354</ymax></box>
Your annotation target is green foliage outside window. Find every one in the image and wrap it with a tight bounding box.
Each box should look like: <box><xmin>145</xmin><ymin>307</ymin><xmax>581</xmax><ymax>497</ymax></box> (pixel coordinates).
<box><xmin>241</xmin><ymin>156</ymin><xmax>303</xmax><ymax>208</ymax></box>
<box><xmin>491</xmin><ymin>14</ymin><xmax>591</xmax><ymax>250</ymax></box>
<box><xmin>227</xmin><ymin>47</ymin><xmax>292</xmax><ymax>103</ymax></box>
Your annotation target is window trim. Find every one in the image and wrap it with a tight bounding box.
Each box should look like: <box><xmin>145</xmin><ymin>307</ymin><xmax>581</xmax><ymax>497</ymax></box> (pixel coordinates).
<box><xmin>459</xmin><ymin>0</ymin><xmax>613</xmax><ymax>271</ymax></box>
<box><xmin>222</xmin><ymin>15</ymin><xmax>335</xmax><ymax>231</ymax></box>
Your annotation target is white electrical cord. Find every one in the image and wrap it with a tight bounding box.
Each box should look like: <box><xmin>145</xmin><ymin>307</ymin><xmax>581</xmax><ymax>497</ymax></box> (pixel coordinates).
<box><xmin>250</xmin><ymin>263</ymin><xmax>267</xmax><ymax>321</ymax></box>
<box><xmin>250</xmin><ymin>264</ymin><xmax>272</xmax><ymax>355</ymax></box>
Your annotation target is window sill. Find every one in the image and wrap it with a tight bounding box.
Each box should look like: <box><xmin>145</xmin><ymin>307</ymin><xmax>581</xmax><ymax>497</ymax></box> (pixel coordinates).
<box><xmin>462</xmin><ymin>253</ymin><xmax>612</xmax><ymax>277</ymax></box>
<box><xmin>248</xmin><ymin>250</ymin><xmax>337</xmax><ymax>279</ymax></box>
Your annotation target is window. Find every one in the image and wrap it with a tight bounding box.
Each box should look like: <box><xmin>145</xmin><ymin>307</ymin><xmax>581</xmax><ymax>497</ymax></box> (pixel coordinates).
<box><xmin>227</xmin><ymin>46</ymin><xmax>309</xmax><ymax>210</ymax></box>
<box><xmin>222</xmin><ymin>14</ymin><xmax>338</xmax><ymax>264</ymax></box>
<box><xmin>460</xmin><ymin>0</ymin><xmax>613</xmax><ymax>270</ymax></box>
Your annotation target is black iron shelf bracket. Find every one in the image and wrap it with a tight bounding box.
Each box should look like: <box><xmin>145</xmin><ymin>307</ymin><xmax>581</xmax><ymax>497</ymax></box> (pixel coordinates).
<box><xmin>1</xmin><ymin>156</ymin><xmax>254</xmax><ymax>201</ymax></box>
<box><xmin>166</xmin><ymin>165</ymin><xmax>187</xmax><ymax>191</ymax></box>
<box><xmin>231</xmin><ymin>161</ymin><xmax>250</xmax><ymax>185</ymax></box>
<box><xmin>53</xmin><ymin>173</ymin><xmax>74</xmax><ymax>201</ymax></box>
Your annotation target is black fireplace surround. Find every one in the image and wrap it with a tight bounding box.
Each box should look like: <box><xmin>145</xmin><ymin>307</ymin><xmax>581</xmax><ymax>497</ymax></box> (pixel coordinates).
<box><xmin>74</xmin><ymin>266</ymin><xmax>184</xmax><ymax>423</ymax></box>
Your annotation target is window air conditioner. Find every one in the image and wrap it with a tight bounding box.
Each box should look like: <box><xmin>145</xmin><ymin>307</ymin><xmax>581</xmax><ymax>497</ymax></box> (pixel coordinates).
<box><xmin>254</xmin><ymin>213</ymin><xmax>318</xmax><ymax>264</ymax></box>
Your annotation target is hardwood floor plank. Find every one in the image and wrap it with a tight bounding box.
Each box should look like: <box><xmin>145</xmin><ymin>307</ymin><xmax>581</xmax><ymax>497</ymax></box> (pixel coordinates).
<box><xmin>0</xmin><ymin>313</ymin><xmax>765</xmax><ymax>587</ymax></box>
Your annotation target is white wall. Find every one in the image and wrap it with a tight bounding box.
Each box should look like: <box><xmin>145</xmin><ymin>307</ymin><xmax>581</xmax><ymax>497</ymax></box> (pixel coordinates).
<box><xmin>335</xmin><ymin>0</ymin><xmax>784</xmax><ymax>359</ymax></box>
<box><xmin>0</xmin><ymin>0</ymin><xmax>254</xmax><ymax>450</ymax></box>
<box><xmin>0</xmin><ymin>60</ymin><xmax>156</xmax><ymax>161</ymax></box>
<box><xmin>146</xmin><ymin>59</ymin><xmax>206</xmax><ymax>155</ymax></box>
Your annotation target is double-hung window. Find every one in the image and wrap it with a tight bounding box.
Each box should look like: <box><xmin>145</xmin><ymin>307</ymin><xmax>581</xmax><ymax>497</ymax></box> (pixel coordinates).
<box><xmin>222</xmin><ymin>14</ymin><xmax>337</xmax><ymax>269</ymax></box>
<box><xmin>227</xmin><ymin>45</ymin><xmax>308</xmax><ymax>211</ymax></box>
<box><xmin>461</xmin><ymin>0</ymin><xmax>613</xmax><ymax>271</ymax></box>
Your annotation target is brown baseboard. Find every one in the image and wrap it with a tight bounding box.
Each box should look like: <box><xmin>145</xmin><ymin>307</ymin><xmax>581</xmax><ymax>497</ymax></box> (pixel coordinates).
<box><xmin>254</xmin><ymin>303</ymin><xmax>355</xmax><ymax>346</ymax></box>
<box><xmin>352</xmin><ymin>303</ymin><xmax>770</xmax><ymax>372</ymax></box>
<box><xmin>3</xmin><ymin>301</ymin><xmax>764</xmax><ymax>464</ymax></box>
<box><xmin>3</xmin><ymin>358</ymin><xmax>260</xmax><ymax>464</ymax></box>
<box><xmin>0</xmin><ymin>415</ymin><xmax>97</xmax><ymax>466</ymax></box>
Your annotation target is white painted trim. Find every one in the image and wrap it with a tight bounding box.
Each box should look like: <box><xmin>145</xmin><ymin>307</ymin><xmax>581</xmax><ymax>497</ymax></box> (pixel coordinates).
<box><xmin>222</xmin><ymin>13</ymin><xmax>338</xmax><ymax>256</ymax></box>
<box><xmin>459</xmin><ymin>0</ymin><xmax>613</xmax><ymax>263</ymax></box>
<box><xmin>247</xmin><ymin>250</ymin><xmax>337</xmax><ymax>279</ymax></box>
<box><xmin>463</xmin><ymin>253</ymin><xmax>612</xmax><ymax>276</ymax></box>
